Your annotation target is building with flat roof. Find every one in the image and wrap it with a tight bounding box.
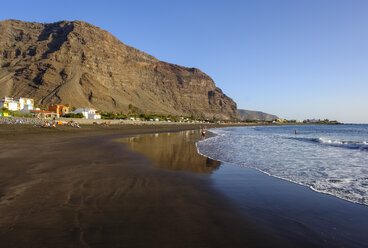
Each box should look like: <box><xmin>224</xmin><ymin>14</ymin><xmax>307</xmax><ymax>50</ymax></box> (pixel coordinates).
<box><xmin>49</xmin><ymin>104</ymin><xmax>69</xmax><ymax>117</ymax></box>
<box><xmin>0</xmin><ymin>97</ymin><xmax>34</xmax><ymax>111</ymax></box>
<box><xmin>72</xmin><ymin>108</ymin><xmax>101</xmax><ymax>119</ymax></box>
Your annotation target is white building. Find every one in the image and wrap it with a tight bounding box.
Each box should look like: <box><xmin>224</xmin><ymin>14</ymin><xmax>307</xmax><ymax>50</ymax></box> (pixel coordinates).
<box><xmin>72</xmin><ymin>108</ymin><xmax>101</xmax><ymax>119</ymax></box>
<box><xmin>0</xmin><ymin>97</ymin><xmax>34</xmax><ymax>111</ymax></box>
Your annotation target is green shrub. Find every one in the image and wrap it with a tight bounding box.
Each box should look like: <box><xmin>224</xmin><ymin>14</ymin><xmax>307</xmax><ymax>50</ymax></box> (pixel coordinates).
<box><xmin>64</xmin><ymin>113</ymin><xmax>84</xmax><ymax>118</ymax></box>
<box><xmin>0</xmin><ymin>108</ymin><xmax>32</xmax><ymax>117</ymax></box>
<box><xmin>101</xmin><ymin>112</ymin><xmax>116</xmax><ymax>119</ymax></box>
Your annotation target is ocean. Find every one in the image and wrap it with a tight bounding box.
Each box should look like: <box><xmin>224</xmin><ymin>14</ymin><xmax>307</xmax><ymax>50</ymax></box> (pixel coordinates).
<box><xmin>197</xmin><ymin>124</ymin><xmax>368</xmax><ymax>206</ymax></box>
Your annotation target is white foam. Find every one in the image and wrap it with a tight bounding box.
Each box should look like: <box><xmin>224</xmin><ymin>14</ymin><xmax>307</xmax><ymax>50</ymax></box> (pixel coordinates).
<box><xmin>197</xmin><ymin>125</ymin><xmax>368</xmax><ymax>206</ymax></box>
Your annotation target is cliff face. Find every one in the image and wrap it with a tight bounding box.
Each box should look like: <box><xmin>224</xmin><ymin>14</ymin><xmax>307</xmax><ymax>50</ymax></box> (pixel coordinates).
<box><xmin>0</xmin><ymin>19</ymin><xmax>237</xmax><ymax>119</ymax></box>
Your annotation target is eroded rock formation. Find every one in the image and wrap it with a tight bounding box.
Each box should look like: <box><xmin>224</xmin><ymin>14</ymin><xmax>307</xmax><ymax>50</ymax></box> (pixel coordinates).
<box><xmin>0</xmin><ymin>19</ymin><xmax>237</xmax><ymax>119</ymax></box>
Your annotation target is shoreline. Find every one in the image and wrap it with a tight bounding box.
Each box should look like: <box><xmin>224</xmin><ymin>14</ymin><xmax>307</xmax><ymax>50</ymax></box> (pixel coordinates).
<box><xmin>0</xmin><ymin>124</ymin><xmax>283</xmax><ymax>247</ymax></box>
<box><xmin>1</xmin><ymin>124</ymin><xmax>367</xmax><ymax>247</ymax></box>
<box><xmin>209</xmin><ymin>163</ymin><xmax>368</xmax><ymax>248</ymax></box>
<box><xmin>196</xmin><ymin>126</ymin><xmax>368</xmax><ymax>247</ymax></box>
<box><xmin>197</xmin><ymin>135</ymin><xmax>368</xmax><ymax>207</ymax></box>
<box><xmin>119</xmin><ymin>128</ymin><xmax>368</xmax><ymax>247</ymax></box>
<box><xmin>201</xmin><ymin>126</ymin><xmax>368</xmax><ymax>207</ymax></box>
<box><xmin>114</xmin><ymin>128</ymin><xmax>368</xmax><ymax>247</ymax></box>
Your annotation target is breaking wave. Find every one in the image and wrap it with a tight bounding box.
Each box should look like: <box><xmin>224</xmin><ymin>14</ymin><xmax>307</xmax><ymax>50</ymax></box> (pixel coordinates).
<box><xmin>289</xmin><ymin>137</ymin><xmax>368</xmax><ymax>151</ymax></box>
<box><xmin>197</xmin><ymin>125</ymin><xmax>368</xmax><ymax>206</ymax></box>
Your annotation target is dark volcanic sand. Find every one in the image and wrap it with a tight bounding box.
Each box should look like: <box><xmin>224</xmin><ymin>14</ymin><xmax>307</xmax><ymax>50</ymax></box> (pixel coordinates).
<box><xmin>0</xmin><ymin>124</ymin><xmax>281</xmax><ymax>248</ymax></box>
<box><xmin>2</xmin><ymin>124</ymin><xmax>365</xmax><ymax>247</ymax></box>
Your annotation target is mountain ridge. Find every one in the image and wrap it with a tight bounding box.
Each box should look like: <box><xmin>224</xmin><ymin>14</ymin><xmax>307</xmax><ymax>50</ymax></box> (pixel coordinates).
<box><xmin>238</xmin><ymin>109</ymin><xmax>278</xmax><ymax>121</ymax></box>
<box><xmin>0</xmin><ymin>19</ymin><xmax>237</xmax><ymax>119</ymax></box>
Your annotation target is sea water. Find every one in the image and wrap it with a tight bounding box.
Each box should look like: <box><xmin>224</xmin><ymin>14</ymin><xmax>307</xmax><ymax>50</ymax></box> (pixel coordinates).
<box><xmin>196</xmin><ymin>125</ymin><xmax>368</xmax><ymax>205</ymax></box>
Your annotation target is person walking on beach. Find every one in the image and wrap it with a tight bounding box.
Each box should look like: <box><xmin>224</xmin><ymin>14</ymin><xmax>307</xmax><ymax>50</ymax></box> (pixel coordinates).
<box><xmin>201</xmin><ymin>127</ymin><xmax>206</xmax><ymax>139</ymax></box>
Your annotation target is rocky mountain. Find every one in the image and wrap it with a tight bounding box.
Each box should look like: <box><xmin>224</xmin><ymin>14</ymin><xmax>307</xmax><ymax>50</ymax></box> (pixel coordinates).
<box><xmin>238</xmin><ymin>109</ymin><xmax>278</xmax><ymax>121</ymax></box>
<box><xmin>0</xmin><ymin>19</ymin><xmax>237</xmax><ymax>119</ymax></box>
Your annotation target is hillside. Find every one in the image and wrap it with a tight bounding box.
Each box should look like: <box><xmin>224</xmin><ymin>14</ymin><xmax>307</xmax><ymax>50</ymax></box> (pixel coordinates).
<box><xmin>238</xmin><ymin>109</ymin><xmax>278</xmax><ymax>121</ymax></box>
<box><xmin>0</xmin><ymin>19</ymin><xmax>237</xmax><ymax>120</ymax></box>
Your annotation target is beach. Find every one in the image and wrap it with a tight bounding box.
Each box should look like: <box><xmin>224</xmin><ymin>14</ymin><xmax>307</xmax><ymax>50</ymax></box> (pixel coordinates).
<box><xmin>1</xmin><ymin>124</ymin><xmax>367</xmax><ymax>247</ymax></box>
<box><xmin>0</xmin><ymin>124</ymin><xmax>277</xmax><ymax>248</ymax></box>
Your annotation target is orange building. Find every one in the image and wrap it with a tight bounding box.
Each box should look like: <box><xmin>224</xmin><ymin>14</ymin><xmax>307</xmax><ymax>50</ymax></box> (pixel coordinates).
<box><xmin>48</xmin><ymin>104</ymin><xmax>69</xmax><ymax>117</ymax></box>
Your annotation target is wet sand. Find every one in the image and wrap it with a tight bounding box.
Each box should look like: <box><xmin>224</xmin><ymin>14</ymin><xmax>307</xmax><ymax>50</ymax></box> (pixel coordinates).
<box><xmin>0</xmin><ymin>124</ymin><xmax>283</xmax><ymax>248</ymax></box>
<box><xmin>211</xmin><ymin>165</ymin><xmax>368</xmax><ymax>248</ymax></box>
<box><xmin>117</xmin><ymin>129</ymin><xmax>368</xmax><ymax>248</ymax></box>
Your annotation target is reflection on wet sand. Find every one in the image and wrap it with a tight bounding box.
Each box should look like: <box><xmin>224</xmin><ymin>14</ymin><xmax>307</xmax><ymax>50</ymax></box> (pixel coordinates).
<box><xmin>119</xmin><ymin>130</ymin><xmax>221</xmax><ymax>173</ymax></box>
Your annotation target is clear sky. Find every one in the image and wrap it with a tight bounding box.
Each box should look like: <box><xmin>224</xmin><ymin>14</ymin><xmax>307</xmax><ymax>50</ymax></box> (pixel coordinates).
<box><xmin>1</xmin><ymin>0</ymin><xmax>367</xmax><ymax>123</ymax></box>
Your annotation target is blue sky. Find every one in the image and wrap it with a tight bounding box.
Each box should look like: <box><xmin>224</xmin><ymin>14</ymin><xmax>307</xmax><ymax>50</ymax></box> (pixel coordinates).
<box><xmin>1</xmin><ymin>0</ymin><xmax>367</xmax><ymax>123</ymax></box>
